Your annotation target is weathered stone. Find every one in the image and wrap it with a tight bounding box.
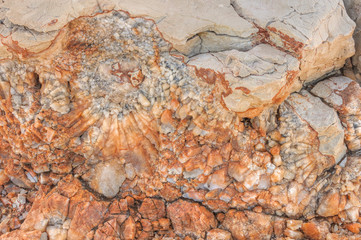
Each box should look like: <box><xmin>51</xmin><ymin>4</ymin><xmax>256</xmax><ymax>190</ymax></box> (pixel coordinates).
<box><xmin>86</xmin><ymin>159</ymin><xmax>126</xmax><ymax>198</ymax></box>
<box><xmin>0</xmin><ymin>0</ymin><xmax>258</xmax><ymax>57</ymax></box>
<box><xmin>206</xmin><ymin>167</ymin><xmax>230</xmax><ymax>190</ymax></box>
<box><xmin>222</xmin><ymin>210</ymin><xmax>273</xmax><ymax>240</ymax></box>
<box><xmin>188</xmin><ymin>44</ymin><xmax>299</xmax><ymax>117</ymax></box>
<box><xmin>285</xmin><ymin>90</ymin><xmax>346</xmax><ymax>163</ymax></box>
<box><xmin>317</xmin><ymin>191</ymin><xmax>340</xmax><ymax>217</ymax></box>
<box><xmin>120</xmin><ymin>216</ymin><xmax>136</xmax><ymax>240</ymax></box>
<box><xmin>94</xmin><ymin>218</ymin><xmax>120</xmax><ymax>240</ymax></box>
<box><xmin>20</xmin><ymin>192</ymin><xmax>49</xmax><ymax>232</ymax></box>
<box><xmin>344</xmin><ymin>0</ymin><xmax>361</xmax><ymax>82</ymax></box>
<box><xmin>0</xmin><ymin>1</ymin><xmax>360</xmax><ymax>240</ymax></box>
<box><xmin>167</xmin><ymin>200</ymin><xmax>217</xmax><ymax>237</ymax></box>
<box><xmin>0</xmin><ymin>230</ymin><xmax>42</xmax><ymax>240</ymax></box>
<box><xmin>232</xmin><ymin>0</ymin><xmax>355</xmax><ymax>82</ymax></box>
<box><xmin>0</xmin><ymin>169</ymin><xmax>9</xmax><ymax>186</ymax></box>
<box><xmin>46</xmin><ymin>226</ymin><xmax>67</xmax><ymax>240</ymax></box>
<box><xmin>206</xmin><ymin>228</ymin><xmax>232</xmax><ymax>240</ymax></box>
<box><xmin>138</xmin><ymin>198</ymin><xmax>166</xmax><ymax>221</ymax></box>
<box><xmin>311</xmin><ymin>76</ymin><xmax>361</xmax><ymax>151</ymax></box>
<box><xmin>67</xmin><ymin>201</ymin><xmax>108</xmax><ymax>240</ymax></box>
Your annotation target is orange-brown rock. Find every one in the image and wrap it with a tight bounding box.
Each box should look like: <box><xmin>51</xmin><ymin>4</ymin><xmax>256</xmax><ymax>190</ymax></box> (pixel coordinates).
<box><xmin>222</xmin><ymin>210</ymin><xmax>273</xmax><ymax>240</ymax></box>
<box><xmin>67</xmin><ymin>201</ymin><xmax>108</xmax><ymax>240</ymax></box>
<box><xmin>317</xmin><ymin>191</ymin><xmax>341</xmax><ymax>217</ymax></box>
<box><xmin>138</xmin><ymin>198</ymin><xmax>166</xmax><ymax>221</ymax></box>
<box><xmin>167</xmin><ymin>200</ymin><xmax>217</xmax><ymax>238</ymax></box>
<box><xmin>120</xmin><ymin>216</ymin><xmax>136</xmax><ymax>240</ymax></box>
<box><xmin>345</xmin><ymin>223</ymin><xmax>361</xmax><ymax>234</ymax></box>
<box><xmin>207</xmin><ymin>229</ymin><xmax>232</xmax><ymax>240</ymax></box>
<box><xmin>302</xmin><ymin>222</ymin><xmax>323</xmax><ymax>240</ymax></box>
<box><xmin>0</xmin><ymin>1</ymin><xmax>360</xmax><ymax>240</ymax></box>
<box><xmin>0</xmin><ymin>230</ymin><xmax>42</xmax><ymax>240</ymax></box>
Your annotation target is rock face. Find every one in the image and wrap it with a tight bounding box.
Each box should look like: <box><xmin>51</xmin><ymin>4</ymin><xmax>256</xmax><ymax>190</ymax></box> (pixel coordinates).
<box><xmin>312</xmin><ymin>76</ymin><xmax>361</xmax><ymax>151</ymax></box>
<box><xmin>167</xmin><ymin>200</ymin><xmax>217</xmax><ymax>238</ymax></box>
<box><xmin>344</xmin><ymin>0</ymin><xmax>361</xmax><ymax>82</ymax></box>
<box><xmin>285</xmin><ymin>90</ymin><xmax>346</xmax><ymax>163</ymax></box>
<box><xmin>232</xmin><ymin>0</ymin><xmax>355</xmax><ymax>82</ymax></box>
<box><xmin>188</xmin><ymin>44</ymin><xmax>299</xmax><ymax>117</ymax></box>
<box><xmin>0</xmin><ymin>0</ymin><xmax>360</xmax><ymax>240</ymax></box>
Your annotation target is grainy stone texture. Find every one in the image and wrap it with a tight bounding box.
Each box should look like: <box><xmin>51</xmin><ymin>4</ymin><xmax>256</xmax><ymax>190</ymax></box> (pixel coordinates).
<box><xmin>312</xmin><ymin>76</ymin><xmax>361</xmax><ymax>151</ymax></box>
<box><xmin>0</xmin><ymin>0</ymin><xmax>360</xmax><ymax>240</ymax></box>
<box><xmin>232</xmin><ymin>0</ymin><xmax>355</xmax><ymax>82</ymax></box>
<box><xmin>188</xmin><ymin>44</ymin><xmax>299</xmax><ymax>117</ymax></box>
<box><xmin>344</xmin><ymin>0</ymin><xmax>361</xmax><ymax>82</ymax></box>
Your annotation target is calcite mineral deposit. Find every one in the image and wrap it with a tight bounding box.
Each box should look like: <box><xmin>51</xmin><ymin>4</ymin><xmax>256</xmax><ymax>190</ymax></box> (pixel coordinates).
<box><xmin>0</xmin><ymin>0</ymin><xmax>361</xmax><ymax>239</ymax></box>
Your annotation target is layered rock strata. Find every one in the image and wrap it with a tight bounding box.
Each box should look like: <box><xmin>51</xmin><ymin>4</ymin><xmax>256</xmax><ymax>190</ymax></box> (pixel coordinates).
<box><xmin>0</xmin><ymin>0</ymin><xmax>360</xmax><ymax>239</ymax></box>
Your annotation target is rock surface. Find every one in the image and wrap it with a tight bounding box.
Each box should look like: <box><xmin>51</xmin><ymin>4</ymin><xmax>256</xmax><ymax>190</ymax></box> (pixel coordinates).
<box><xmin>344</xmin><ymin>0</ymin><xmax>361</xmax><ymax>82</ymax></box>
<box><xmin>188</xmin><ymin>44</ymin><xmax>299</xmax><ymax>117</ymax></box>
<box><xmin>232</xmin><ymin>0</ymin><xmax>355</xmax><ymax>82</ymax></box>
<box><xmin>0</xmin><ymin>0</ymin><xmax>360</xmax><ymax>239</ymax></box>
<box><xmin>312</xmin><ymin>76</ymin><xmax>361</xmax><ymax>151</ymax></box>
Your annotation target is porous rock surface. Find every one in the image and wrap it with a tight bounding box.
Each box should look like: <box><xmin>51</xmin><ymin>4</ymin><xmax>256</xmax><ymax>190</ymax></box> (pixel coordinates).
<box><xmin>0</xmin><ymin>0</ymin><xmax>361</xmax><ymax>239</ymax></box>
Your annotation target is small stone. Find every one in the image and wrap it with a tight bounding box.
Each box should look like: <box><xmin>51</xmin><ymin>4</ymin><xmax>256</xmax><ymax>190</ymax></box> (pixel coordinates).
<box><xmin>167</xmin><ymin>200</ymin><xmax>217</xmax><ymax>237</ymax></box>
<box><xmin>120</xmin><ymin>216</ymin><xmax>136</xmax><ymax>240</ymax></box>
<box><xmin>301</xmin><ymin>222</ymin><xmax>322</xmax><ymax>240</ymax></box>
<box><xmin>206</xmin><ymin>228</ymin><xmax>232</xmax><ymax>240</ymax></box>
<box><xmin>228</xmin><ymin>162</ymin><xmax>248</xmax><ymax>182</ymax></box>
<box><xmin>207</xmin><ymin>150</ymin><xmax>223</xmax><ymax>167</ymax></box>
<box><xmin>345</xmin><ymin>223</ymin><xmax>361</xmax><ymax>234</ymax></box>
<box><xmin>138</xmin><ymin>93</ymin><xmax>151</xmax><ymax>107</ymax></box>
<box><xmin>46</xmin><ymin>226</ymin><xmax>67</xmax><ymax>240</ymax></box>
<box><xmin>141</xmin><ymin>219</ymin><xmax>153</xmax><ymax>232</ymax></box>
<box><xmin>139</xmin><ymin>198</ymin><xmax>166</xmax><ymax>221</ymax></box>
<box><xmin>222</xmin><ymin>210</ymin><xmax>273</xmax><ymax>240</ymax></box>
<box><xmin>284</xmin><ymin>229</ymin><xmax>303</xmax><ymax>239</ymax></box>
<box><xmin>158</xmin><ymin>218</ymin><xmax>170</xmax><ymax>231</ymax></box>
<box><xmin>0</xmin><ymin>169</ymin><xmax>10</xmax><ymax>185</ymax></box>
<box><xmin>317</xmin><ymin>191</ymin><xmax>340</xmax><ymax>217</ymax></box>
<box><xmin>206</xmin><ymin>167</ymin><xmax>230</xmax><ymax>190</ymax></box>
<box><xmin>88</xmin><ymin>159</ymin><xmax>126</xmax><ymax>198</ymax></box>
<box><xmin>67</xmin><ymin>201</ymin><xmax>108</xmax><ymax>240</ymax></box>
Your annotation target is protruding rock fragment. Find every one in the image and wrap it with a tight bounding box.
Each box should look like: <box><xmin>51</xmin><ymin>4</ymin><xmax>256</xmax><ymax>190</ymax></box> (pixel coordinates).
<box><xmin>312</xmin><ymin>76</ymin><xmax>361</xmax><ymax>151</ymax></box>
<box><xmin>86</xmin><ymin>160</ymin><xmax>126</xmax><ymax>198</ymax></box>
<box><xmin>167</xmin><ymin>200</ymin><xmax>217</xmax><ymax>237</ymax></box>
<box><xmin>189</xmin><ymin>44</ymin><xmax>300</xmax><ymax>117</ymax></box>
<box><xmin>207</xmin><ymin>229</ymin><xmax>232</xmax><ymax>240</ymax></box>
<box><xmin>139</xmin><ymin>198</ymin><xmax>166</xmax><ymax>221</ymax></box>
<box><xmin>222</xmin><ymin>210</ymin><xmax>273</xmax><ymax>240</ymax></box>
<box><xmin>231</xmin><ymin>0</ymin><xmax>355</xmax><ymax>82</ymax></box>
<box><xmin>285</xmin><ymin>90</ymin><xmax>346</xmax><ymax>163</ymax></box>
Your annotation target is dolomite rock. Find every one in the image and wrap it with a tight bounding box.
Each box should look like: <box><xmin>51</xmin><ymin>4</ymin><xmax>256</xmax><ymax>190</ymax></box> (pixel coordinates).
<box><xmin>188</xmin><ymin>44</ymin><xmax>300</xmax><ymax>117</ymax></box>
<box><xmin>0</xmin><ymin>0</ymin><xmax>257</xmax><ymax>56</ymax></box>
<box><xmin>46</xmin><ymin>226</ymin><xmax>67</xmax><ymax>240</ymax></box>
<box><xmin>222</xmin><ymin>210</ymin><xmax>273</xmax><ymax>239</ymax></box>
<box><xmin>167</xmin><ymin>200</ymin><xmax>217</xmax><ymax>238</ymax></box>
<box><xmin>0</xmin><ymin>1</ymin><xmax>360</xmax><ymax>240</ymax></box>
<box><xmin>85</xmin><ymin>159</ymin><xmax>126</xmax><ymax>198</ymax></box>
<box><xmin>285</xmin><ymin>90</ymin><xmax>347</xmax><ymax>163</ymax></box>
<box><xmin>206</xmin><ymin>229</ymin><xmax>232</xmax><ymax>240</ymax></box>
<box><xmin>311</xmin><ymin>76</ymin><xmax>361</xmax><ymax>151</ymax></box>
<box><xmin>0</xmin><ymin>0</ymin><xmax>354</xmax><ymax>119</ymax></box>
<box><xmin>232</xmin><ymin>0</ymin><xmax>355</xmax><ymax>82</ymax></box>
<box><xmin>315</xmin><ymin>154</ymin><xmax>361</xmax><ymax>221</ymax></box>
<box><xmin>138</xmin><ymin>198</ymin><xmax>166</xmax><ymax>221</ymax></box>
<box><xmin>0</xmin><ymin>230</ymin><xmax>42</xmax><ymax>240</ymax></box>
<box><xmin>344</xmin><ymin>0</ymin><xmax>361</xmax><ymax>81</ymax></box>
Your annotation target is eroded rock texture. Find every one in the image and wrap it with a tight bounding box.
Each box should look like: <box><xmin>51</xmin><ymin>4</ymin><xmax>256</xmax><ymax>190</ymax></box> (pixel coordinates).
<box><xmin>0</xmin><ymin>0</ymin><xmax>361</xmax><ymax>239</ymax></box>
